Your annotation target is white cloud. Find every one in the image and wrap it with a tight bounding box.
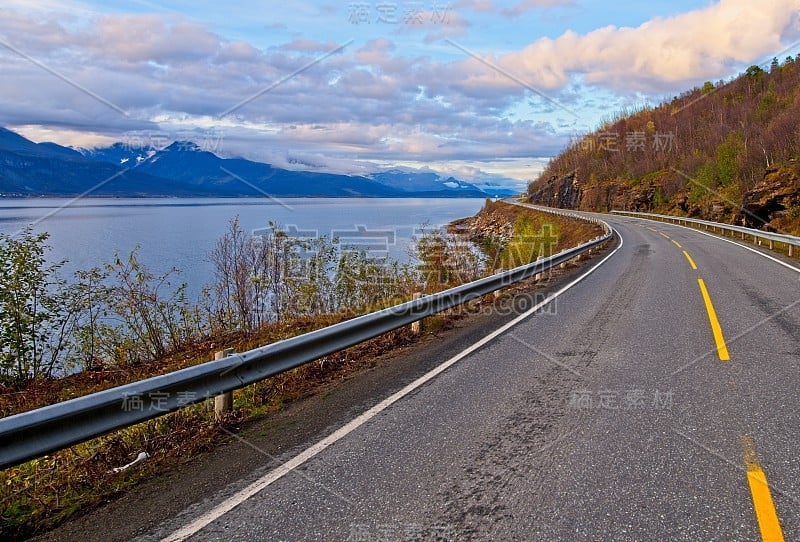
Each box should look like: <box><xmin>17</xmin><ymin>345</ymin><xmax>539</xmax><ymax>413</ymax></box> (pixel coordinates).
<box><xmin>452</xmin><ymin>0</ymin><xmax>496</xmax><ymax>12</ymax></box>
<box><xmin>453</xmin><ymin>0</ymin><xmax>573</xmax><ymax>16</ymax></box>
<box><xmin>278</xmin><ymin>38</ymin><xmax>342</xmax><ymax>53</ymax></box>
<box><xmin>91</xmin><ymin>15</ymin><xmax>221</xmax><ymax>64</ymax></box>
<box><xmin>13</xmin><ymin>125</ymin><xmax>118</xmax><ymax>148</ymax></box>
<box><xmin>501</xmin><ymin>0</ymin><xmax>575</xmax><ymax>17</ymax></box>
<box><xmin>3</xmin><ymin>0</ymin><xmax>799</xmax><ymax>183</ymax></box>
<box><xmin>394</xmin><ymin>9</ymin><xmax>471</xmax><ymax>42</ymax></box>
<box><xmin>476</xmin><ymin>0</ymin><xmax>800</xmax><ymax>93</ymax></box>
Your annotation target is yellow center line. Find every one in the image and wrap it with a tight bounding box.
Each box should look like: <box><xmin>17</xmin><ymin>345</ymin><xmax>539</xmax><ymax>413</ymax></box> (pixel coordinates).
<box><xmin>742</xmin><ymin>435</ymin><xmax>785</xmax><ymax>542</ymax></box>
<box><xmin>683</xmin><ymin>250</ymin><xmax>698</xmax><ymax>270</ymax></box>
<box><xmin>646</xmin><ymin>226</ymin><xmax>658</xmax><ymax>232</ymax></box>
<box><xmin>672</xmin><ymin>239</ymin><xmax>683</xmax><ymax>248</ymax></box>
<box><xmin>697</xmin><ymin>278</ymin><xmax>730</xmax><ymax>360</ymax></box>
<box><xmin>659</xmin><ymin>231</ymin><xmax>670</xmax><ymax>239</ymax></box>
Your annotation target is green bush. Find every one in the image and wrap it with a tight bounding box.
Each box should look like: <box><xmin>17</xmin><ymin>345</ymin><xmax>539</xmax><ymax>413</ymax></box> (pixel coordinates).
<box><xmin>0</xmin><ymin>228</ymin><xmax>76</xmax><ymax>382</ymax></box>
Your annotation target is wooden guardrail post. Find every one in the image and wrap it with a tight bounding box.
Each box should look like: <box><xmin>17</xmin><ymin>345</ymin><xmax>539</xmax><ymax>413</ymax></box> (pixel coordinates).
<box><xmin>214</xmin><ymin>348</ymin><xmax>234</xmax><ymax>421</ymax></box>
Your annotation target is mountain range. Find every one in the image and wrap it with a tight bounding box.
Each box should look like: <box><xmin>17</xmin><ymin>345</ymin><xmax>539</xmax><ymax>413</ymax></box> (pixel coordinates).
<box><xmin>0</xmin><ymin>127</ymin><xmax>512</xmax><ymax>198</ymax></box>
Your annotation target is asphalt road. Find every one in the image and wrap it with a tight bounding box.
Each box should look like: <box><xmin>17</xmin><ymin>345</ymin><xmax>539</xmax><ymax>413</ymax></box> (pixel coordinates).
<box><xmin>41</xmin><ymin>211</ymin><xmax>800</xmax><ymax>541</ymax></box>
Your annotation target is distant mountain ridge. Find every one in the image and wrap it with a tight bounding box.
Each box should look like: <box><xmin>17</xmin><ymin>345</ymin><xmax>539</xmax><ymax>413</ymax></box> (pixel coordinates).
<box><xmin>0</xmin><ymin>127</ymin><xmax>192</xmax><ymax>197</ymax></box>
<box><xmin>367</xmin><ymin>170</ymin><xmax>487</xmax><ymax>197</ymax></box>
<box><xmin>78</xmin><ymin>142</ymin><xmax>156</xmax><ymax>167</ymax></box>
<box><xmin>0</xmin><ymin>127</ymin><xmax>490</xmax><ymax>198</ymax></box>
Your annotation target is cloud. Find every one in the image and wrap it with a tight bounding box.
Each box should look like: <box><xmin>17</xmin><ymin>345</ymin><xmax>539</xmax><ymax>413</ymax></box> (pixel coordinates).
<box><xmin>91</xmin><ymin>15</ymin><xmax>221</xmax><ymax>64</ymax></box>
<box><xmin>394</xmin><ymin>9</ymin><xmax>471</xmax><ymax>42</ymax></box>
<box><xmin>353</xmin><ymin>39</ymin><xmax>412</xmax><ymax>73</ymax></box>
<box><xmin>13</xmin><ymin>125</ymin><xmax>119</xmax><ymax>149</ymax></box>
<box><xmin>476</xmin><ymin>0</ymin><xmax>800</xmax><ymax>93</ymax></box>
<box><xmin>453</xmin><ymin>0</ymin><xmax>573</xmax><ymax>17</ymax></box>
<box><xmin>452</xmin><ymin>0</ymin><xmax>496</xmax><ymax>13</ymax></box>
<box><xmin>253</xmin><ymin>149</ymin><xmax>379</xmax><ymax>176</ymax></box>
<box><xmin>278</xmin><ymin>38</ymin><xmax>342</xmax><ymax>53</ymax></box>
<box><xmin>2</xmin><ymin>0</ymin><xmax>799</xmax><ymax>185</ymax></box>
<box><xmin>500</xmin><ymin>0</ymin><xmax>575</xmax><ymax>17</ymax></box>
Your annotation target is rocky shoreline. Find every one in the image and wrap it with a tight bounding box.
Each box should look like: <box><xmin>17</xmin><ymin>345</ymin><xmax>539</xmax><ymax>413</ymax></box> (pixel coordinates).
<box><xmin>449</xmin><ymin>200</ymin><xmax>515</xmax><ymax>247</ymax></box>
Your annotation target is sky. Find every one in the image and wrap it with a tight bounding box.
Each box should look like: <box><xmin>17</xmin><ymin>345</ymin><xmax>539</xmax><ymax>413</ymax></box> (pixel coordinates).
<box><xmin>1</xmin><ymin>0</ymin><xmax>799</xmax><ymax>191</ymax></box>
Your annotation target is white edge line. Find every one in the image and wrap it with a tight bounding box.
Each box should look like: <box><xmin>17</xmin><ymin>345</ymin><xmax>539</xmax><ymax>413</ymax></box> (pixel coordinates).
<box><xmin>162</xmin><ymin>230</ymin><xmax>622</xmax><ymax>542</ymax></box>
<box><xmin>623</xmin><ymin>216</ymin><xmax>800</xmax><ymax>275</ymax></box>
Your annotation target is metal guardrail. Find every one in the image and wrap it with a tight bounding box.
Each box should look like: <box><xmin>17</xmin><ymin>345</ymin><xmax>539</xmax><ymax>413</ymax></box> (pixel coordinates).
<box><xmin>0</xmin><ymin>206</ymin><xmax>613</xmax><ymax>470</ymax></box>
<box><xmin>511</xmin><ymin>201</ymin><xmax>603</xmax><ymax>224</ymax></box>
<box><xmin>611</xmin><ymin>210</ymin><xmax>799</xmax><ymax>256</ymax></box>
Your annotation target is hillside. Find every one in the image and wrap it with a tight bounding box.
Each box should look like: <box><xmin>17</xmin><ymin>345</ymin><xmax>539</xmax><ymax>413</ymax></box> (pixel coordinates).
<box><xmin>528</xmin><ymin>56</ymin><xmax>800</xmax><ymax>235</ymax></box>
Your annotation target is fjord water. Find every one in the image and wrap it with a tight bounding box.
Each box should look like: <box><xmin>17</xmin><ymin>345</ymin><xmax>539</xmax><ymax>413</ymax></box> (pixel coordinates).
<box><xmin>0</xmin><ymin>198</ymin><xmax>485</xmax><ymax>298</ymax></box>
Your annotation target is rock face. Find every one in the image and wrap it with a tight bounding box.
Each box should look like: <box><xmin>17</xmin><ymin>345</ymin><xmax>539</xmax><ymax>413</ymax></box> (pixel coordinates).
<box><xmin>528</xmin><ymin>173</ymin><xmax>582</xmax><ymax>209</ymax></box>
<box><xmin>735</xmin><ymin>163</ymin><xmax>800</xmax><ymax>234</ymax></box>
<box><xmin>530</xmin><ymin>164</ymin><xmax>800</xmax><ymax>235</ymax></box>
<box><xmin>529</xmin><ymin>173</ymin><xmax>657</xmax><ymax>212</ymax></box>
<box><xmin>668</xmin><ymin>195</ymin><xmax>737</xmax><ymax>223</ymax></box>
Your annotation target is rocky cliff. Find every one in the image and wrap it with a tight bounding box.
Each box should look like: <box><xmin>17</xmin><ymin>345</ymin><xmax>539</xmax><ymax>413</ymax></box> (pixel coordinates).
<box><xmin>528</xmin><ymin>173</ymin><xmax>659</xmax><ymax>213</ymax></box>
<box><xmin>530</xmin><ymin>164</ymin><xmax>800</xmax><ymax>235</ymax></box>
<box><xmin>735</xmin><ymin>162</ymin><xmax>800</xmax><ymax>235</ymax></box>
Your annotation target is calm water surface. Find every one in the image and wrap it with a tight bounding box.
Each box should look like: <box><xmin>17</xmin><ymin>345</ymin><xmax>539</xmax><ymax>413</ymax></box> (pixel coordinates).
<box><xmin>0</xmin><ymin>198</ymin><xmax>485</xmax><ymax>298</ymax></box>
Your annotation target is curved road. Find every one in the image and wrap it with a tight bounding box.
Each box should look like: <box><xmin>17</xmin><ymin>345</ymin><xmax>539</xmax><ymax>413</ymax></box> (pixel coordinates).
<box><xmin>83</xmin><ymin>212</ymin><xmax>800</xmax><ymax>540</ymax></box>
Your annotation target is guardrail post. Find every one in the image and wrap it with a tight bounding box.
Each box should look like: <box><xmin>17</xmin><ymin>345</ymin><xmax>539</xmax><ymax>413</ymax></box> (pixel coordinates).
<box><xmin>535</xmin><ymin>256</ymin><xmax>544</xmax><ymax>281</ymax></box>
<box><xmin>790</xmin><ymin>244</ymin><xmax>794</xmax><ymax>257</ymax></box>
<box><xmin>769</xmin><ymin>239</ymin><xmax>774</xmax><ymax>250</ymax></box>
<box><xmin>410</xmin><ymin>293</ymin><xmax>423</xmax><ymax>335</ymax></box>
<box><xmin>214</xmin><ymin>348</ymin><xmax>235</xmax><ymax>421</ymax></box>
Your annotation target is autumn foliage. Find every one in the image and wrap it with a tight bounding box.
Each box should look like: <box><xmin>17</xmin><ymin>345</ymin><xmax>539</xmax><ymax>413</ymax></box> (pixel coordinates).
<box><xmin>529</xmin><ymin>56</ymin><xmax>800</xmax><ymax>220</ymax></box>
